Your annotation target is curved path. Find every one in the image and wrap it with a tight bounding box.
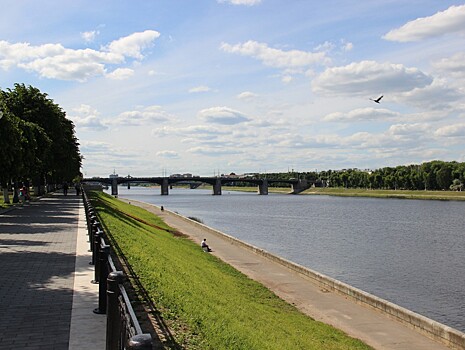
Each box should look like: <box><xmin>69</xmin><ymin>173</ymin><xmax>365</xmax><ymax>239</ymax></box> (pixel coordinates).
<box><xmin>121</xmin><ymin>198</ymin><xmax>453</xmax><ymax>350</ymax></box>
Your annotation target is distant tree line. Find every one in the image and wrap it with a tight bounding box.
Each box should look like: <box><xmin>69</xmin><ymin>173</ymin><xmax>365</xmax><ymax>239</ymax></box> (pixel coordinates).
<box><xmin>262</xmin><ymin>161</ymin><xmax>465</xmax><ymax>191</ymax></box>
<box><xmin>0</xmin><ymin>84</ymin><xmax>82</xmax><ymax>201</ymax></box>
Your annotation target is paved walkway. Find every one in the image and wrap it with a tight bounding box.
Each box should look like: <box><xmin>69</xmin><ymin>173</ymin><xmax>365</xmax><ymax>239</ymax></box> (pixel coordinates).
<box><xmin>0</xmin><ymin>193</ymin><xmax>105</xmax><ymax>350</ymax></box>
<box><xmin>122</xmin><ymin>198</ymin><xmax>455</xmax><ymax>350</ymax></box>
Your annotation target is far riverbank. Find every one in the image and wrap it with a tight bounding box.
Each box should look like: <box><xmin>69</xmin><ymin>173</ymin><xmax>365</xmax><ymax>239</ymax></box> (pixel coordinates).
<box><xmin>219</xmin><ymin>186</ymin><xmax>465</xmax><ymax>201</ymax></box>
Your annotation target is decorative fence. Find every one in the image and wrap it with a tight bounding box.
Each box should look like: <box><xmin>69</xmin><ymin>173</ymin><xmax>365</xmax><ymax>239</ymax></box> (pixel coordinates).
<box><xmin>82</xmin><ymin>189</ymin><xmax>153</xmax><ymax>350</ymax></box>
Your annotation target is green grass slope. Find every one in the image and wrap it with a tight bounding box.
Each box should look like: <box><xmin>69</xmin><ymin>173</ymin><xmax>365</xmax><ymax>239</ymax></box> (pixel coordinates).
<box><xmin>91</xmin><ymin>191</ymin><xmax>372</xmax><ymax>350</ymax></box>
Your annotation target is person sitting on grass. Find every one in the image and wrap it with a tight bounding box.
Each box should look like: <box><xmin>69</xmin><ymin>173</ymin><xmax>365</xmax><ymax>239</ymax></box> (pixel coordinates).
<box><xmin>201</xmin><ymin>238</ymin><xmax>212</xmax><ymax>252</ymax></box>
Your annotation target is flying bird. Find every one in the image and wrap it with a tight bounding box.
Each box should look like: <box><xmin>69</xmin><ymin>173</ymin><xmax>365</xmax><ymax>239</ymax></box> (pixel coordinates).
<box><xmin>370</xmin><ymin>95</ymin><xmax>383</xmax><ymax>103</ymax></box>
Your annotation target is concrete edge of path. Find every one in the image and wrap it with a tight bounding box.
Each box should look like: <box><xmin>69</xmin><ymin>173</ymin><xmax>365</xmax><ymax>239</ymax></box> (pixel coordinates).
<box><xmin>69</xmin><ymin>198</ymin><xmax>106</xmax><ymax>349</ymax></box>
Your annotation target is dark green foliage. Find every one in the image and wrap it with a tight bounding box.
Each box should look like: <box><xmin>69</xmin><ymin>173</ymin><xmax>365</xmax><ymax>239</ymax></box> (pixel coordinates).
<box><xmin>0</xmin><ymin>84</ymin><xmax>81</xmax><ymax>187</ymax></box>
<box><xmin>262</xmin><ymin>160</ymin><xmax>465</xmax><ymax>191</ymax></box>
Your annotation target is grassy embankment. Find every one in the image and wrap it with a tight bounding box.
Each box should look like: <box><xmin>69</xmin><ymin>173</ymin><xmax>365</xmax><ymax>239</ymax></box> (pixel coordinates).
<box><xmin>91</xmin><ymin>191</ymin><xmax>372</xmax><ymax>350</ymax></box>
<box><xmin>222</xmin><ymin>185</ymin><xmax>465</xmax><ymax>200</ymax></box>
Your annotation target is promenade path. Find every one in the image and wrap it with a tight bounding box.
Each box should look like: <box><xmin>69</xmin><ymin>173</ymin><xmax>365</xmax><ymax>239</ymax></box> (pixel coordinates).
<box><xmin>121</xmin><ymin>198</ymin><xmax>453</xmax><ymax>350</ymax></box>
<box><xmin>0</xmin><ymin>193</ymin><xmax>105</xmax><ymax>350</ymax></box>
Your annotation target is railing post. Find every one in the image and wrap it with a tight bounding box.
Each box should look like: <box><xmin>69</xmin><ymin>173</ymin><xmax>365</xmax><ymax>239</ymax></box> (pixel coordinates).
<box><xmin>92</xmin><ymin>229</ymin><xmax>102</xmax><ymax>281</ymax></box>
<box><xmin>94</xmin><ymin>244</ymin><xmax>110</xmax><ymax>314</ymax></box>
<box><xmin>128</xmin><ymin>334</ymin><xmax>153</xmax><ymax>350</ymax></box>
<box><xmin>106</xmin><ymin>271</ymin><xmax>124</xmax><ymax>350</ymax></box>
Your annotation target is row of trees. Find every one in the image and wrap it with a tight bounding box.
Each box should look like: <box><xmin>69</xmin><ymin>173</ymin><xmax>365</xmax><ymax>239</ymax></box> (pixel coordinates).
<box><xmin>0</xmin><ymin>84</ymin><xmax>82</xmax><ymax>202</ymax></box>
<box><xmin>264</xmin><ymin>161</ymin><xmax>465</xmax><ymax>191</ymax></box>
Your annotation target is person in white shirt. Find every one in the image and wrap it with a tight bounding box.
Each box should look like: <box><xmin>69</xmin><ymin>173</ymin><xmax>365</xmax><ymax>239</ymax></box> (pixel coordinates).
<box><xmin>201</xmin><ymin>238</ymin><xmax>212</xmax><ymax>252</ymax></box>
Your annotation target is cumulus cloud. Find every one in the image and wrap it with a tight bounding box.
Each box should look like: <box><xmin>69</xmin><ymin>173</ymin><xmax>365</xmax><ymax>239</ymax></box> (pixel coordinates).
<box><xmin>237</xmin><ymin>91</ymin><xmax>258</xmax><ymax>100</ymax></box>
<box><xmin>217</xmin><ymin>0</ymin><xmax>261</xmax><ymax>6</ymax></box>
<box><xmin>187</xmin><ymin>146</ymin><xmax>243</xmax><ymax>156</ymax></box>
<box><xmin>152</xmin><ymin>125</ymin><xmax>231</xmax><ymax>138</ymax></box>
<box><xmin>69</xmin><ymin>104</ymin><xmax>108</xmax><ymax>130</ymax></box>
<box><xmin>0</xmin><ymin>30</ymin><xmax>160</xmax><ymax>81</ymax></box>
<box><xmin>106</xmin><ymin>30</ymin><xmax>160</xmax><ymax>59</ymax></box>
<box><xmin>156</xmin><ymin>150</ymin><xmax>179</xmax><ymax>158</ymax></box>
<box><xmin>81</xmin><ymin>30</ymin><xmax>99</xmax><ymax>42</ymax></box>
<box><xmin>114</xmin><ymin>105</ymin><xmax>172</xmax><ymax>126</ymax></box>
<box><xmin>312</xmin><ymin>60</ymin><xmax>432</xmax><ymax>96</ymax></box>
<box><xmin>189</xmin><ymin>85</ymin><xmax>211</xmax><ymax>93</ymax></box>
<box><xmin>383</xmin><ymin>5</ymin><xmax>465</xmax><ymax>42</ymax></box>
<box><xmin>221</xmin><ymin>40</ymin><xmax>328</xmax><ymax>69</ymax></box>
<box><xmin>395</xmin><ymin>79</ymin><xmax>463</xmax><ymax>110</ymax></box>
<box><xmin>433</xmin><ymin>52</ymin><xmax>465</xmax><ymax>79</ymax></box>
<box><xmin>435</xmin><ymin>123</ymin><xmax>465</xmax><ymax>137</ymax></box>
<box><xmin>323</xmin><ymin>107</ymin><xmax>401</xmax><ymax>122</ymax></box>
<box><xmin>106</xmin><ymin>67</ymin><xmax>134</xmax><ymax>80</ymax></box>
<box><xmin>197</xmin><ymin>106</ymin><xmax>251</xmax><ymax>125</ymax></box>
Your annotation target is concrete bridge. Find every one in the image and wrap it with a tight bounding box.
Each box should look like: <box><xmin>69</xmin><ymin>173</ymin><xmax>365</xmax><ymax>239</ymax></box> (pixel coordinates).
<box><xmin>82</xmin><ymin>176</ymin><xmax>310</xmax><ymax>196</ymax></box>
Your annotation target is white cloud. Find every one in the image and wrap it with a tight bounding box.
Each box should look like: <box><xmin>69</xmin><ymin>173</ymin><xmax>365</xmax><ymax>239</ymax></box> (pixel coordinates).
<box><xmin>220</xmin><ymin>40</ymin><xmax>328</xmax><ymax>69</ymax></box>
<box><xmin>217</xmin><ymin>0</ymin><xmax>262</xmax><ymax>6</ymax></box>
<box><xmin>433</xmin><ymin>52</ymin><xmax>465</xmax><ymax>79</ymax></box>
<box><xmin>0</xmin><ymin>30</ymin><xmax>160</xmax><ymax>81</ymax></box>
<box><xmin>114</xmin><ymin>105</ymin><xmax>172</xmax><ymax>126</ymax></box>
<box><xmin>151</xmin><ymin>125</ymin><xmax>231</xmax><ymax>138</ymax></box>
<box><xmin>106</xmin><ymin>67</ymin><xmax>134</xmax><ymax>80</ymax></box>
<box><xmin>383</xmin><ymin>5</ymin><xmax>465</xmax><ymax>42</ymax></box>
<box><xmin>197</xmin><ymin>106</ymin><xmax>251</xmax><ymax>125</ymax></box>
<box><xmin>106</xmin><ymin>30</ymin><xmax>160</xmax><ymax>59</ymax></box>
<box><xmin>323</xmin><ymin>107</ymin><xmax>401</xmax><ymax>122</ymax></box>
<box><xmin>388</xmin><ymin>123</ymin><xmax>430</xmax><ymax>136</ymax></box>
<box><xmin>342</xmin><ymin>42</ymin><xmax>353</xmax><ymax>52</ymax></box>
<box><xmin>312</xmin><ymin>60</ymin><xmax>432</xmax><ymax>96</ymax></box>
<box><xmin>156</xmin><ymin>150</ymin><xmax>179</xmax><ymax>158</ymax></box>
<box><xmin>395</xmin><ymin>79</ymin><xmax>463</xmax><ymax>111</ymax></box>
<box><xmin>69</xmin><ymin>104</ymin><xmax>108</xmax><ymax>130</ymax></box>
<box><xmin>81</xmin><ymin>30</ymin><xmax>99</xmax><ymax>42</ymax></box>
<box><xmin>187</xmin><ymin>146</ymin><xmax>243</xmax><ymax>156</ymax></box>
<box><xmin>237</xmin><ymin>91</ymin><xmax>258</xmax><ymax>100</ymax></box>
<box><xmin>189</xmin><ymin>85</ymin><xmax>211</xmax><ymax>93</ymax></box>
<box><xmin>435</xmin><ymin>123</ymin><xmax>465</xmax><ymax>137</ymax></box>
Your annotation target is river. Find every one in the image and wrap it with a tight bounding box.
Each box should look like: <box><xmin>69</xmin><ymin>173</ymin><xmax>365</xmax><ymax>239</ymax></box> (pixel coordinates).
<box><xmin>112</xmin><ymin>186</ymin><xmax>465</xmax><ymax>333</ymax></box>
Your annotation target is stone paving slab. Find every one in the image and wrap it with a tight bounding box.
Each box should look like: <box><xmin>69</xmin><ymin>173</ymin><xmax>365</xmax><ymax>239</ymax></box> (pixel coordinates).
<box><xmin>0</xmin><ymin>194</ymin><xmax>104</xmax><ymax>350</ymax></box>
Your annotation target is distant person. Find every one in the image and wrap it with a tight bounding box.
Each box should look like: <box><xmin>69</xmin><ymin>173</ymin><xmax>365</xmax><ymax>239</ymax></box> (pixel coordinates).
<box><xmin>201</xmin><ymin>238</ymin><xmax>212</xmax><ymax>252</ymax></box>
<box><xmin>18</xmin><ymin>184</ymin><xmax>27</xmax><ymax>205</ymax></box>
<box><xmin>63</xmin><ymin>182</ymin><xmax>69</xmax><ymax>196</ymax></box>
<box><xmin>75</xmin><ymin>183</ymin><xmax>81</xmax><ymax>196</ymax></box>
<box><xmin>160</xmin><ymin>205</ymin><xmax>164</xmax><ymax>211</ymax></box>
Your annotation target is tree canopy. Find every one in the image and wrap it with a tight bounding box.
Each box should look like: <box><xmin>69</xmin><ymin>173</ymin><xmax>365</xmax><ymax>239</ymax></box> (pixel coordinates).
<box><xmin>0</xmin><ymin>83</ymin><xmax>82</xmax><ymax>188</ymax></box>
<box><xmin>263</xmin><ymin>160</ymin><xmax>465</xmax><ymax>191</ymax></box>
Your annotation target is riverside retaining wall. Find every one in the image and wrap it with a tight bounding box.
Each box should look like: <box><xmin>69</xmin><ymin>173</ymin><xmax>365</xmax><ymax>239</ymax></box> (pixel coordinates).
<box><xmin>170</xmin><ymin>209</ymin><xmax>465</xmax><ymax>350</ymax></box>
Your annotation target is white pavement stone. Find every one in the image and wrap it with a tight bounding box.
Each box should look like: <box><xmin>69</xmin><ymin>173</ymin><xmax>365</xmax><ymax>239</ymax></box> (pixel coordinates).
<box><xmin>69</xmin><ymin>200</ymin><xmax>106</xmax><ymax>350</ymax></box>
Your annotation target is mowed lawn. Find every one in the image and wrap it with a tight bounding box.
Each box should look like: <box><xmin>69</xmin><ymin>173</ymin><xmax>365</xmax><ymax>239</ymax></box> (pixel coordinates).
<box><xmin>91</xmin><ymin>191</ymin><xmax>372</xmax><ymax>350</ymax></box>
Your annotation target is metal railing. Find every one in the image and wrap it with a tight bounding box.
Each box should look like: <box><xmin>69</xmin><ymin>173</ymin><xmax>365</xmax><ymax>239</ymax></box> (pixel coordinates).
<box><xmin>82</xmin><ymin>188</ymin><xmax>153</xmax><ymax>350</ymax></box>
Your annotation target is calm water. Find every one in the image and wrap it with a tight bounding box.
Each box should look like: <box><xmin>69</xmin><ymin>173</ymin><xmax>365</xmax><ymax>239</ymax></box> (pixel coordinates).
<box><xmin>114</xmin><ymin>186</ymin><xmax>465</xmax><ymax>332</ymax></box>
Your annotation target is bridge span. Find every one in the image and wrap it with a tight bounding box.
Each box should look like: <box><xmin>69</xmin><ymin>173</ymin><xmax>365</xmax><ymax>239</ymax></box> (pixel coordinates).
<box><xmin>82</xmin><ymin>176</ymin><xmax>310</xmax><ymax>196</ymax></box>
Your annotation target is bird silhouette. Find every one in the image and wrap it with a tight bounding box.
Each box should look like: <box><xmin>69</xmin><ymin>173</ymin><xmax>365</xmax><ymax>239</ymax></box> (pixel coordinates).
<box><xmin>370</xmin><ymin>95</ymin><xmax>383</xmax><ymax>103</ymax></box>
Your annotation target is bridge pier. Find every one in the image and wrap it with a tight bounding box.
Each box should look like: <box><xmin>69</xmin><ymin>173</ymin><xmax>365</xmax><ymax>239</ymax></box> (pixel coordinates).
<box><xmin>111</xmin><ymin>178</ymin><xmax>118</xmax><ymax>197</ymax></box>
<box><xmin>291</xmin><ymin>179</ymin><xmax>309</xmax><ymax>194</ymax></box>
<box><xmin>161</xmin><ymin>178</ymin><xmax>169</xmax><ymax>195</ymax></box>
<box><xmin>258</xmin><ymin>179</ymin><xmax>268</xmax><ymax>195</ymax></box>
<box><xmin>213</xmin><ymin>178</ymin><xmax>222</xmax><ymax>195</ymax></box>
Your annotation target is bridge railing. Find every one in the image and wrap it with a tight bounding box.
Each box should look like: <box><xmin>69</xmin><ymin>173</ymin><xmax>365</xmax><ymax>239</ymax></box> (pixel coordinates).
<box><xmin>82</xmin><ymin>188</ymin><xmax>153</xmax><ymax>350</ymax></box>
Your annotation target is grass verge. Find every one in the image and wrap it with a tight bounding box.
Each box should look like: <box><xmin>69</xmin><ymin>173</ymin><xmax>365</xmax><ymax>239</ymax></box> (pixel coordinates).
<box><xmin>90</xmin><ymin>191</ymin><xmax>372</xmax><ymax>350</ymax></box>
<box><xmin>302</xmin><ymin>187</ymin><xmax>465</xmax><ymax>200</ymax></box>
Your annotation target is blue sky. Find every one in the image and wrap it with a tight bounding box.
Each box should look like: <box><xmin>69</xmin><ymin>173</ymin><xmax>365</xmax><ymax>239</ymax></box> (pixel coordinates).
<box><xmin>1</xmin><ymin>1</ymin><xmax>465</xmax><ymax>177</ymax></box>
